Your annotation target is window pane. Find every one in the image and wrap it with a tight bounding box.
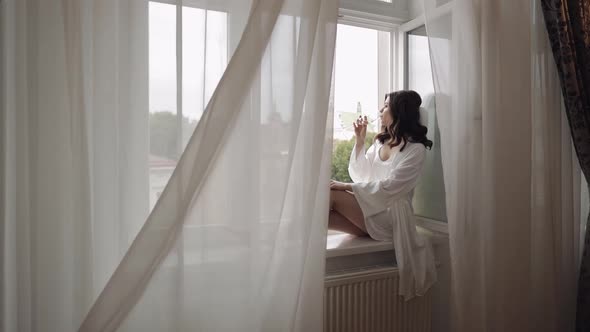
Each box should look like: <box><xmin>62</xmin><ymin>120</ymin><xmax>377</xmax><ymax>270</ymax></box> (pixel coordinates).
<box><xmin>334</xmin><ymin>24</ymin><xmax>380</xmax><ymax>141</ymax></box>
<box><xmin>332</xmin><ymin>24</ymin><xmax>388</xmax><ymax>183</ymax></box>
<box><xmin>149</xmin><ymin>2</ymin><xmax>177</xmax><ymax>209</ymax></box>
<box><xmin>182</xmin><ymin>8</ymin><xmax>228</xmax><ymax>147</ymax></box>
<box><xmin>149</xmin><ymin>3</ymin><xmax>229</xmax><ymax>210</ymax></box>
<box><xmin>407</xmin><ymin>27</ymin><xmax>447</xmax><ymax>222</ymax></box>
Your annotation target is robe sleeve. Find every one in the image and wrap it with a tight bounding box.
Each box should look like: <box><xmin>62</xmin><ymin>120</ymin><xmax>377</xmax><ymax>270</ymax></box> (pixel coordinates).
<box><xmin>351</xmin><ymin>144</ymin><xmax>426</xmax><ymax>217</ymax></box>
<box><xmin>348</xmin><ymin>143</ymin><xmax>376</xmax><ymax>183</ymax></box>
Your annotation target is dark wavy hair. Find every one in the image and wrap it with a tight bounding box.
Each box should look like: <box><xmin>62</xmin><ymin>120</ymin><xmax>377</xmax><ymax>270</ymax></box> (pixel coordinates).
<box><xmin>375</xmin><ymin>90</ymin><xmax>433</xmax><ymax>151</ymax></box>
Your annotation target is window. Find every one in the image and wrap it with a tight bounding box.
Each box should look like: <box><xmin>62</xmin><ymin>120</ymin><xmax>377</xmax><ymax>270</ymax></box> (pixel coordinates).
<box><xmin>331</xmin><ymin>23</ymin><xmax>391</xmax><ymax>183</ymax></box>
<box><xmin>406</xmin><ymin>26</ymin><xmax>447</xmax><ymax>222</ymax></box>
<box><xmin>148</xmin><ymin>2</ymin><xmax>228</xmax><ymax>209</ymax></box>
<box><xmin>149</xmin><ymin>2</ymin><xmax>447</xmax><ymax>226</ymax></box>
<box><xmin>331</xmin><ymin>21</ymin><xmax>448</xmax><ymax>225</ymax></box>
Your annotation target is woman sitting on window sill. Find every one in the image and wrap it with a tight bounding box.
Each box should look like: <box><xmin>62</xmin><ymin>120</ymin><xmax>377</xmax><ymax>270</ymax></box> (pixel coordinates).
<box><xmin>328</xmin><ymin>90</ymin><xmax>437</xmax><ymax>299</ymax></box>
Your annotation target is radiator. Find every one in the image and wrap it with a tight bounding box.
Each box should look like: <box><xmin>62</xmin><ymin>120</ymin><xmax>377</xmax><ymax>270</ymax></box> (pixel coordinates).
<box><xmin>324</xmin><ymin>267</ymin><xmax>432</xmax><ymax>332</ymax></box>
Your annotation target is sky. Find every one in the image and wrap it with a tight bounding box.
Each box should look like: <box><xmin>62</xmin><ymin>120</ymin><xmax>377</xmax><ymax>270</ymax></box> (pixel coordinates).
<box><xmin>333</xmin><ymin>24</ymin><xmax>380</xmax><ymax>139</ymax></box>
<box><xmin>149</xmin><ymin>3</ymin><xmax>176</xmax><ymax>114</ymax></box>
<box><xmin>149</xmin><ymin>2</ymin><xmax>226</xmax><ymax>120</ymax></box>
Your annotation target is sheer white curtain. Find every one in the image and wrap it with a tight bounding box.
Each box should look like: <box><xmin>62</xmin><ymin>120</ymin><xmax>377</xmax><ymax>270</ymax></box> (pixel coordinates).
<box><xmin>2</xmin><ymin>0</ymin><xmax>337</xmax><ymax>331</ymax></box>
<box><xmin>81</xmin><ymin>0</ymin><xmax>337</xmax><ymax>330</ymax></box>
<box><xmin>2</xmin><ymin>1</ymin><xmax>149</xmax><ymax>331</ymax></box>
<box><xmin>423</xmin><ymin>0</ymin><xmax>581</xmax><ymax>331</ymax></box>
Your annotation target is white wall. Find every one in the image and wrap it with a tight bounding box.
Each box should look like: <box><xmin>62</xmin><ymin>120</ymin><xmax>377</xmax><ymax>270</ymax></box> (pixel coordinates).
<box><xmin>408</xmin><ymin>0</ymin><xmax>424</xmax><ymax>18</ymax></box>
<box><xmin>407</xmin><ymin>0</ymin><xmax>453</xmax><ymax>18</ymax></box>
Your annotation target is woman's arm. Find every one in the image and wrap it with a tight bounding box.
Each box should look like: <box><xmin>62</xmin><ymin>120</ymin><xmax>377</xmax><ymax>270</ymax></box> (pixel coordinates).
<box><xmin>354</xmin><ymin>140</ymin><xmax>366</xmax><ymax>160</ymax></box>
<box><xmin>348</xmin><ymin>143</ymin><xmax>375</xmax><ymax>183</ymax></box>
<box><xmin>348</xmin><ymin>116</ymin><xmax>373</xmax><ymax>182</ymax></box>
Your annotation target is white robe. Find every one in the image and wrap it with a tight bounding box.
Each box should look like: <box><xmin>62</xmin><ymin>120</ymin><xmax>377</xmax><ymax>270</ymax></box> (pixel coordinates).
<box><xmin>349</xmin><ymin>140</ymin><xmax>437</xmax><ymax>300</ymax></box>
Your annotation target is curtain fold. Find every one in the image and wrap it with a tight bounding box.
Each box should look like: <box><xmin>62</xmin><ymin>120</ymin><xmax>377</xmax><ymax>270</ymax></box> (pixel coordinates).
<box><xmin>539</xmin><ymin>1</ymin><xmax>590</xmax><ymax>330</ymax></box>
<box><xmin>86</xmin><ymin>0</ymin><xmax>150</xmax><ymax>296</ymax></box>
<box><xmin>2</xmin><ymin>1</ymin><xmax>150</xmax><ymax>331</ymax></box>
<box><xmin>423</xmin><ymin>0</ymin><xmax>581</xmax><ymax>330</ymax></box>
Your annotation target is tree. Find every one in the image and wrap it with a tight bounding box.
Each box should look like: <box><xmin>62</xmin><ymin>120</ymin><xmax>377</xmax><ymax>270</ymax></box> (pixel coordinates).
<box><xmin>331</xmin><ymin>132</ymin><xmax>376</xmax><ymax>182</ymax></box>
<box><xmin>149</xmin><ymin>111</ymin><xmax>196</xmax><ymax>160</ymax></box>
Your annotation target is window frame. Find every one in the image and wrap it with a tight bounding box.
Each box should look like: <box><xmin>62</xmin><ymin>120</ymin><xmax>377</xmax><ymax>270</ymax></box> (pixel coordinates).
<box><xmin>147</xmin><ymin>0</ymin><xmax>450</xmax><ymax>234</ymax></box>
<box><xmin>150</xmin><ymin>0</ymin><xmax>233</xmax><ymax>13</ymax></box>
<box><xmin>149</xmin><ymin>0</ymin><xmax>232</xmax><ymax>159</ymax></box>
<box><xmin>338</xmin><ymin>2</ymin><xmax>449</xmax><ymax>234</ymax></box>
<box><xmin>333</xmin><ymin>22</ymin><xmax>394</xmax><ymax>140</ymax></box>
<box><xmin>148</xmin><ymin>0</ymin><xmax>405</xmax><ymax>158</ymax></box>
<box><xmin>398</xmin><ymin>6</ymin><xmax>453</xmax><ymax>234</ymax></box>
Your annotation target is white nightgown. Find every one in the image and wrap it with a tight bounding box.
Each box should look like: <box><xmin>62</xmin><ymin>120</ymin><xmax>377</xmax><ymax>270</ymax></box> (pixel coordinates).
<box><xmin>348</xmin><ymin>140</ymin><xmax>436</xmax><ymax>300</ymax></box>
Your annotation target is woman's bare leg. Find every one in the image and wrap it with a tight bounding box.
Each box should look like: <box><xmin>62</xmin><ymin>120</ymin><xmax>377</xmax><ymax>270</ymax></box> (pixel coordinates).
<box><xmin>329</xmin><ymin>189</ymin><xmax>368</xmax><ymax>235</ymax></box>
<box><xmin>328</xmin><ymin>210</ymin><xmax>367</xmax><ymax>236</ymax></box>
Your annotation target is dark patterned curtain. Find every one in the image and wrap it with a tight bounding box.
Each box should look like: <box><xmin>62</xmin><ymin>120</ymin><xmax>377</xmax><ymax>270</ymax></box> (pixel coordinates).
<box><xmin>540</xmin><ymin>0</ymin><xmax>590</xmax><ymax>330</ymax></box>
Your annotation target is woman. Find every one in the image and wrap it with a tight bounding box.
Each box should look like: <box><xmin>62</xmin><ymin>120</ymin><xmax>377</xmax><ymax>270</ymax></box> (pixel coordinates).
<box><xmin>329</xmin><ymin>90</ymin><xmax>436</xmax><ymax>298</ymax></box>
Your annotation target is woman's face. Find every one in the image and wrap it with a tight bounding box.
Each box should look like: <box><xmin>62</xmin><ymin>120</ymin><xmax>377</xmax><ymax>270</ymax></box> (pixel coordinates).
<box><xmin>379</xmin><ymin>96</ymin><xmax>393</xmax><ymax>128</ymax></box>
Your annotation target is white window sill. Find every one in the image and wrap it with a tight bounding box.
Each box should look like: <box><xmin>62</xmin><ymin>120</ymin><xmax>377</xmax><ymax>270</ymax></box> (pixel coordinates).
<box><xmin>326</xmin><ymin>226</ymin><xmax>447</xmax><ymax>256</ymax></box>
<box><xmin>325</xmin><ymin>227</ymin><xmax>448</xmax><ymax>275</ymax></box>
<box><xmin>326</xmin><ymin>233</ymin><xmax>394</xmax><ymax>258</ymax></box>
<box><xmin>415</xmin><ymin>216</ymin><xmax>449</xmax><ymax>234</ymax></box>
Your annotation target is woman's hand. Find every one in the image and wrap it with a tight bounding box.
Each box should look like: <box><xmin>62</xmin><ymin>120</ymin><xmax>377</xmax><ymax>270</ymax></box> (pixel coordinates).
<box><xmin>353</xmin><ymin>115</ymin><xmax>368</xmax><ymax>143</ymax></box>
<box><xmin>330</xmin><ymin>180</ymin><xmax>352</xmax><ymax>191</ymax></box>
